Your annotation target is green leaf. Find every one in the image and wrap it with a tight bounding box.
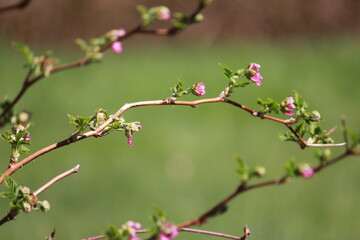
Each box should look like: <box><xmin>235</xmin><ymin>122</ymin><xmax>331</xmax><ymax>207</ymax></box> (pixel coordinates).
<box><xmin>218</xmin><ymin>63</ymin><xmax>233</xmax><ymax>80</ymax></box>
<box><xmin>284</xmin><ymin>157</ymin><xmax>296</xmax><ymax>176</ymax></box>
<box><xmin>3</xmin><ymin>175</ymin><xmax>19</xmax><ymax>195</ymax></box>
<box><xmin>345</xmin><ymin>127</ymin><xmax>359</xmax><ymax>148</ymax></box>
<box><xmin>12</xmin><ymin>42</ymin><xmax>34</xmax><ymax>63</ymax></box>
<box><xmin>105</xmin><ymin>224</ymin><xmax>121</xmax><ymax>240</ymax></box>
<box><xmin>234</xmin><ymin>82</ymin><xmax>250</xmax><ymax>88</ymax></box>
<box><xmin>75</xmin><ymin>38</ymin><xmax>89</xmax><ymax>52</ymax></box>
<box><xmin>0</xmin><ymin>191</ymin><xmax>15</xmax><ymax>199</ymax></box>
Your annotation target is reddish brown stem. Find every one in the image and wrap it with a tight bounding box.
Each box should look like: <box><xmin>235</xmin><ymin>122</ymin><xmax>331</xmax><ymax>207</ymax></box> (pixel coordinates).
<box><xmin>178</xmin><ymin>150</ymin><xmax>356</xmax><ymax>228</ymax></box>
<box><xmin>0</xmin><ymin>96</ymin><xmax>330</xmax><ymax>184</ymax></box>
<box><xmin>0</xmin><ymin>0</ymin><xmax>31</xmax><ymax>13</ymax></box>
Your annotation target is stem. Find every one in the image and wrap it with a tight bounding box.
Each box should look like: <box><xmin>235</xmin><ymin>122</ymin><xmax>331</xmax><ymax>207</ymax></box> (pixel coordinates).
<box><xmin>0</xmin><ymin>96</ymin><xmax>343</xmax><ymax>184</ymax></box>
<box><xmin>33</xmin><ymin>164</ymin><xmax>80</xmax><ymax>196</ymax></box>
<box><xmin>0</xmin><ymin>165</ymin><xmax>79</xmax><ymax>226</ymax></box>
<box><xmin>181</xmin><ymin>227</ymin><xmax>250</xmax><ymax>240</ymax></box>
<box><xmin>178</xmin><ymin>150</ymin><xmax>356</xmax><ymax>228</ymax></box>
<box><xmin>0</xmin><ymin>0</ymin><xmax>30</xmax><ymax>13</ymax></box>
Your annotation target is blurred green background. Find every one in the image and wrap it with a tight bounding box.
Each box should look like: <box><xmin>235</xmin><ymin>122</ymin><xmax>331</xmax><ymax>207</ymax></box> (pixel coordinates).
<box><xmin>1</xmin><ymin>1</ymin><xmax>360</xmax><ymax>240</ymax></box>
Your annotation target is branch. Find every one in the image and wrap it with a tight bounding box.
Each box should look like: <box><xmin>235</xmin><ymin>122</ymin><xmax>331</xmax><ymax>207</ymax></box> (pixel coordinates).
<box><xmin>178</xmin><ymin>149</ymin><xmax>357</xmax><ymax>228</ymax></box>
<box><xmin>0</xmin><ymin>0</ymin><xmax>213</xmax><ymax>127</ymax></box>
<box><xmin>33</xmin><ymin>164</ymin><xmax>80</xmax><ymax>196</ymax></box>
<box><xmin>0</xmin><ymin>164</ymin><xmax>80</xmax><ymax>226</ymax></box>
<box><xmin>0</xmin><ymin>96</ymin><xmax>344</xmax><ymax>184</ymax></box>
<box><xmin>82</xmin><ymin>226</ymin><xmax>251</xmax><ymax>240</ymax></box>
<box><xmin>0</xmin><ymin>0</ymin><xmax>31</xmax><ymax>13</ymax></box>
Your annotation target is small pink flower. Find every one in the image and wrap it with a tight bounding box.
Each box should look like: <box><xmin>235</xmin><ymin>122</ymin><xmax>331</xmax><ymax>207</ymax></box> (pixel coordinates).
<box><xmin>192</xmin><ymin>82</ymin><xmax>206</xmax><ymax>96</ymax></box>
<box><xmin>114</xmin><ymin>28</ymin><xmax>126</xmax><ymax>38</ymax></box>
<box><xmin>247</xmin><ymin>63</ymin><xmax>263</xmax><ymax>86</ymax></box>
<box><xmin>282</xmin><ymin>97</ymin><xmax>296</xmax><ymax>116</ymax></box>
<box><xmin>127</xmin><ymin>135</ymin><xmax>133</xmax><ymax>147</ymax></box>
<box><xmin>124</xmin><ymin>221</ymin><xmax>141</xmax><ymax>240</ymax></box>
<box><xmin>112</xmin><ymin>41</ymin><xmax>123</xmax><ymax>54</ymax></box>
<box><xmin>160</xmin><ymin>222</ymin><xmax>178</xmax><ymax>240</ymax></box>
<box><xmin>22</xmin><ymin>135</ymin><xmax>31</xmax><ymax>141</ymax></box>
<box><xmin>300</xmin><ymin>166</ymin><xmax>314</xmax><ymax>178</ymax></box>
<box><xmin>138</xmin><ymin>125</ymin><xmax>142</xmax><ymax>130</ymax></box>
<box><xmin>157</xmin><ymin>7</ymin><xmax>171</xmax><ymax>21</ymax></box>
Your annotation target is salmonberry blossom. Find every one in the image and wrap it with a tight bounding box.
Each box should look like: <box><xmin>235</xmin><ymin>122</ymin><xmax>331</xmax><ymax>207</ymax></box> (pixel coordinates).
<box><xmin>246</xmin><ymin>63</ymin><xmax>263</xmax><ymax>86</ymax></box>
<box><xmin>157</xmin><ymin>7</ymin><xmax>171</xmax><ymax>20</ymax></box>
<box><xmin>112</xmin><ymin>41</ymin><xmax>123</xmax><ymax>54</ymax></box>
<box><xmin>114</xmin><ymin>28</ymin><xmax>126</xmax><ymax>38</ymax></box>
<box><xmin>127</xmin><ymin>135</ymin><xmax>133</xmax><ymax>147</ymax></box>
<box><xmin>299</xmin><ymin>164</ymin><xmax>314</xmax><ymax>178</ymax></box>
<box><xmin>22</xmin><ymin>135</ymin><xmax>31</xmax><ymax>141</ymax></box>
<box><xmin>192</xmin><ymin>82</ymin><xmax>206</xmax><ymax>96</ymax></box>
<box><xmin>160</xmin><ymin>222</ymin><xmax>179</xmax><ymax>240</ymax></box>
<box><xmin>123</xmin><ymin>221</ymin><xmax>141</xmax><ymax>240</ymax></box>
<box><xmin>282</xmin><ymin>97</ymin><xmax>296</xmax><ymax>116</ymax></box>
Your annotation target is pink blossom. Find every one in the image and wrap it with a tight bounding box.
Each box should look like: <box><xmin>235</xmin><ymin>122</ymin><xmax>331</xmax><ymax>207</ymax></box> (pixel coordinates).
<box><xmin>22</xmin><ymin>135</ymin><xmax>31</xmax><ymax>141</ymax></box>
<box><xmin>300</xmin><ymin>166</ymin><xmax>314</xmax><ymax>178</ymax></box>
<box><xmin>160</xmin><ymin>222</ymin><xmax>178</xmax><ymax>240</ymax></box>
<box><xmin>138</xmin><ymin>125</ymin><xmax>143</xmax><ymax>130</ymax></box>
<box><xmin>192</xmin><ymin>82</ymin><xmax>206</xmax><ymax>96</ymax></box>
<box><xmin>282</xmin><ymin>97</ymin><xmax>296</xmax><ymax>116</ymax></box>
<box><xmin>158</xmin><ymin>12</ymin><xmax>170</xmax><ymax>20</ymax></box>
<box><xmin>114</xmin><ymin>28</ymin><xmax>126</xmax><ymax>38</ymax></box>
<box><xmin>247</xmin><ymin>63</ymin><xmax>263</xmax><ymax>86</ymax></box>
<box><xmin>157</xmin><ymin>7</ymin><xmax>171</xmax><ymax>21</ymax></box>
<box><xmin>127</xmin><ymin>135</ymin><xmax>133</xmax><ymax>147</ymax></box>
<box><xmin>111</xmin><ymin>41</ymin><xmax>123</xmax><ymax>54</ymax></box>
<box><xmin>124</xmin><ymin>221</ymin><xmax>141</xmax><ymax>240</ymax></box>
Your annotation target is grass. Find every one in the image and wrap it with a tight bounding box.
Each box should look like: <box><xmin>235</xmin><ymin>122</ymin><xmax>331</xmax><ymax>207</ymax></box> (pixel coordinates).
<box><xmin>0</xmin><ymin>38</ymin><xmax>360</xmax><ymax>239</ymax></box>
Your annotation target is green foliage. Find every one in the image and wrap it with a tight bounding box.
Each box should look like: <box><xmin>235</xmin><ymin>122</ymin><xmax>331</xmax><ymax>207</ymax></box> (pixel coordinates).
<box><xmin>235</xmin><ymin>156</ymin><xmax>266</xmax><ymax>183</ymax></box>
<box><xmin>284</xmin><ymin>157</ymin><xmax>297</xmax><ymax>177</ymax></box>
<box><xmin>12</xmin><ymin>42</ymin><xmax>57</xmax><ymax>78</ymax></box>
<box><xmin>12</xmin><ymin>42</ymin><xmax>34</xmax><ymax>63</ymax></box>
<box><xmin>218</xmin><ymin>63</ymin><xmax>250</xmax><ymax>98</ymax></box>
<box><xmin>105</xmin><ymin>224</ymin><xmax>122</xmax><ymax>240</ymax></box>
<box><xmin>344</xmin><ymin>126</ymin><xmax>360</xmax><ymax>148</ymax></box>
<box><xmin>0</xmin><ymin>176</ymin><xmax>50</xmax><ymax>214</ymax></box>
<box><xmin>169</xmin><ymin>79</ymin><xmax>192</xmax><ymax>100</ymax></box>
<box><xmin>257</xmin><ymin>97</ymin><xmax>281</xmax><ymax>114</ymax></box>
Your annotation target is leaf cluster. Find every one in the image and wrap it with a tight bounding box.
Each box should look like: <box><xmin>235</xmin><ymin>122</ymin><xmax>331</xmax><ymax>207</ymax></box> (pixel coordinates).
<box><xmin>235</xmin><ymin>156</ymin><xmax>266</xmax><ymax>184</ymax></box>
<box><xmin>218</xmin><ymin>63</ymin><xmax>250</xmax><ymax>98</ymax></box>
<box><xmin>12</xmin><ymin>42</ymin><xmax>57</xmax><ymax>78</ymax></box>
<box><xmin>0</xmin><ymin>176</ymin><xmax>50</xmax><ymax>213</ymax></box>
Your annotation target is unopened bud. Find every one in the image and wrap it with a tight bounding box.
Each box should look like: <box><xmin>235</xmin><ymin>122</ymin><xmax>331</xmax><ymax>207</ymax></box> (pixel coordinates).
<box><xmin>309</xmin><ymin>111</ymin><xmax>321</xmax><ymax>122</ymax></box>
<box><xmin>23</xmin><ymin>202</ymin><xmax>32</xmax><ymax>213</ymax></box>
<box><xmin>193</xmin><ymin>14</ymin><xmax>204</xmax><ymax>23</ymax></box>
<box><xmin>39</xmin><ymin>200</ymin><xmax>51</xmax><ymax>213</ymax></box>
<box><xmin>254</xmin><ymin>166</ymin><xmax>266</xmax><ymax>177</ymax></box>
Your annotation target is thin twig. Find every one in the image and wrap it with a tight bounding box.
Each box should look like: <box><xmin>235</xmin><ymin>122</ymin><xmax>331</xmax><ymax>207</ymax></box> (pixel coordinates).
<box><xmin>0</xmin><ymin>97</ymin><xmax>343</xmax><ymax>184</ymax></box>
<box><xmin>178</xmin><ymin>149</ymin><xmax>357</xmax><ymax>228</ymax></box>
<box><xmin>0</xmin><ymin>0</ymin><xmax>31</xmax><ymax>13</ymax></box>
<box><xmin>0</xmin><ymin>165</ymin><xmax>80</xmax><ymax>226</ymax></box>
<box><xmin>33</xmin><ymin>164</ymin><xmax>80</xmax><ymax>196</ymax></box>
<box><xmin>181</xmin><ymin>226</ymin><xmax>250</xmax><ymax>240</ymax></box>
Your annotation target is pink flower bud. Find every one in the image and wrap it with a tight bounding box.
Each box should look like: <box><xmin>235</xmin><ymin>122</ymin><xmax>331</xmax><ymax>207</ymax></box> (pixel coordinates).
<box><xmin>282</xmin><ymin>97</ymin><xmax>296</xmax><ymax>116</ymax></box>
<box><xmin>160</xmin><ymin>222</ymin><xmax>179</xmax><ymax>240</ymax></box>
<box><xmin>157</xmin><ymin>7</ymin><xmax>171</xmax><ymax>20</ymax></box>
<box><xmin>114</xmin><ymin>28</ymin><xmax>126</xmax><ymax>38</ymax></box>
<box><xmin>138</xmin><ymin>125</ymin><xmax>142</xmax><ymax>130</ymax></box>
<box><xmin>22</xmin><ymin>135</ymin><xmax>31</xmax><ymax>141</ymax></box>
<box><xmin>299</xmin><ymin>164</ymin><xmax>314</xmax><ymax>178</ymax></box>
<box><xmin>127</xmin><ymin>135</ymin><xmax>133</xmax><ymax>147</ymax></box>
<box><xmin>192</xmin><ymin>82</ymin><xmax>206</xmax><ymax>96</ymax></box>
<box><xmin>246</xmin><ymin>63</ymin><xmax>263</xmax><ymax>86</ymax></box>
<box><xmin>111</xmin><ymin>41</ymin><xmax>123</xmax><ymax>54</ymax></box>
